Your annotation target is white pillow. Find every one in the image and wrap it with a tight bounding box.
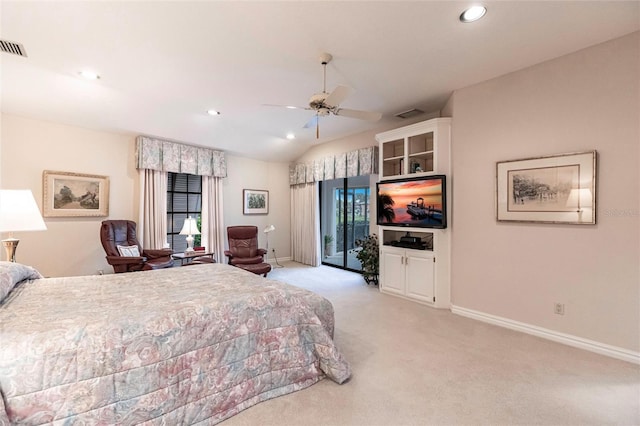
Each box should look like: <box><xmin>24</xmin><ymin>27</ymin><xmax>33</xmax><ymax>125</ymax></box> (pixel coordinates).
<box><xmin>117</xmin><ymin>245</ymin><xmax>141</xmax><ymax>257</ymax></box>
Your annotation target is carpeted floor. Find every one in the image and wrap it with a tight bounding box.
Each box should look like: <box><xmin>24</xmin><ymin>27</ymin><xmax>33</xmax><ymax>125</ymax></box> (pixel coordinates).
<box><xmin>223</xmin><ymin>261</ymin><xmax>640</xmax><ymax>425</ymax></box>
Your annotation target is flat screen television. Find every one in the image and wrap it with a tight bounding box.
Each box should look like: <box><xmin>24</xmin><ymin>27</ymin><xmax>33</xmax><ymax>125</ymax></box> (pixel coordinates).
<box><xmin>376</xmin><ymin>175</ymin><xmax>447</xmax><ymax>229</ymax></box>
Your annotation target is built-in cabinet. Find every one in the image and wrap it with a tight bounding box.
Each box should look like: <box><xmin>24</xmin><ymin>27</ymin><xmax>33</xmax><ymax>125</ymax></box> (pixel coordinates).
<box><xmin>375</xmin><ymin>118</ymin><xmax>451</xmax><ymax>308</ymax></box>
<box><xmin>380</xmin><ymin>242</ymin><xmax>435</xmax><ymax>303</ymax></box>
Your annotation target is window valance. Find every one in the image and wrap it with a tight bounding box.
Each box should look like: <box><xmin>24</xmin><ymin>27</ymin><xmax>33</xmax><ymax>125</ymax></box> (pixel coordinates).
<box><xmin>289</xmin><ymin>146</ymin><xmax>378</xmax><ymax>185</ymax></box>
<box><xmin>135</xmin><ymin>136</ymin><xmax>227</xmax><ymax>178</ymax></box>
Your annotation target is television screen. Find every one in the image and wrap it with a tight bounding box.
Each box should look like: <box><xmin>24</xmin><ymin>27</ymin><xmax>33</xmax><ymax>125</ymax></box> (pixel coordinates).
<box><xmin>377</xmin><ymin>175</ymin><xmax>447</xmax><ymax>228</ymax></box>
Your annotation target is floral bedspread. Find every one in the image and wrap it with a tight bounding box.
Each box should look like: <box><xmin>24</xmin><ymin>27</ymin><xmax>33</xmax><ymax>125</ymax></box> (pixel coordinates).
<box><xmin>0</xmin><ymin>264</ymin><xmax>350</xmax><ymax>425</ymax></box>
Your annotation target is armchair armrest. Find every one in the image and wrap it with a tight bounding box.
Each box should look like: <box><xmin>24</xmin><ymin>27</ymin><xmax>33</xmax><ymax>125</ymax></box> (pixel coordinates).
<box><xmin>143</xmin><ymin>248</ymin><xmax>173</xmax><ymax>259</ymax></box>
<box><xmin>228</xmin><ymin>256</ymin><xmax>264</xmax><ymax>265</ymax></box>
<box><xmin>106</xmin><ymin>255</ymin><xmax>145</xmax><ymax>266</ymax></box>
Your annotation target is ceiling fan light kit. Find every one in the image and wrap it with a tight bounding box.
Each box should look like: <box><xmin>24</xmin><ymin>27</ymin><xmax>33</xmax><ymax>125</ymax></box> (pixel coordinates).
<box><xmin>269</xmin><ymin>52</ymin><xmax>382</xmax><ymax>139</ymax></box>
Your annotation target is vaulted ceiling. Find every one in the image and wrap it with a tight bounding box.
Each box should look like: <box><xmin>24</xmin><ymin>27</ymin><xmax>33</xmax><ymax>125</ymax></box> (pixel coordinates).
<box><xmin>1</xmin><ymin>1</ymin><xmax>638</xmax><ymax>162</ymax></box>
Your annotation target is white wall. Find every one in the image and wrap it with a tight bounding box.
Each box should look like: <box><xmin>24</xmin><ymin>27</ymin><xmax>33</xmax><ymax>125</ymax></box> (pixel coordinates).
<box><xmin>449</xmin><ymin>32</ymin><xmax>639</xmax><ymax>352</ymax></box>
<box><xmin>0</xmin><ymin>114</ymin><xmax>291</xmax><ymax>276</ymax></box>
<box><xmin>0</xmin><ymin>114</ymin><xmax>137</xmax><ymax>277</ymax></box>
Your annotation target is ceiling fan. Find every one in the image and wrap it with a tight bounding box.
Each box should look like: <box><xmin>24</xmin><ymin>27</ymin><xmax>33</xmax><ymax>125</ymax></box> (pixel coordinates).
<box><xmin>268</xmin><ymin>53</ymin><xmax>382</xmax><ymax>139</ymax></box>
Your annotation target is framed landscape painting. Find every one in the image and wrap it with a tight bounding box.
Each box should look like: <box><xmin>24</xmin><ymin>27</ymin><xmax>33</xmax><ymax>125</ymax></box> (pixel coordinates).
<box><xmin>43</xmin><ymin>170</ymin><xmax>109</xmax><ymax>217</ymax></box>
<box><xmin>496</xmin><ymin>151</ymin><xmax>596</xmax><ymax>224</ymax></box>
<box><xmin>243</xmin><ymin>189</ymin><xmax>269</xmax><ymax>215</ymax></box>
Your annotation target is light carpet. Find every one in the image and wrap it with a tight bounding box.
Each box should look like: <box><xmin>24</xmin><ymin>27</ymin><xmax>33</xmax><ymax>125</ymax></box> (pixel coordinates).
<box><xmin>223</xmin><ymin>261</ymin><xmax>639</xmax><ymax>425</ymax></box>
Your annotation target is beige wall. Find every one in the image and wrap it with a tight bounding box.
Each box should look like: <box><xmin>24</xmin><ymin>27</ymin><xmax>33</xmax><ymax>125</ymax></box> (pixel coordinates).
<box><xmin>0</xmin><ymin>114</ymin><xmax>292</xmax><ymax>276</ymax></box>
<box><xmin>449</xmin><ymin>32</ymin><xmax>639</xmax><ymax>352</ymax></box>
<box><xmin>1</xmin><ymin>114</ymin><xmax>137</xmax><ymax>277</ymax></box>
<box><xmin>221</xmin><ymin>155</ymin><xmax>291</xmax><ymax>262</ymax></box>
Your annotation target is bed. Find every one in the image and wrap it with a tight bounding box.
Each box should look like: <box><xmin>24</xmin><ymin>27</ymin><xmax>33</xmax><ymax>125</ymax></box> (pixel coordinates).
<box><xmin>0</xmin><ymin>261</ymin><xmax>351</xmax><ymax>425</ymax></box>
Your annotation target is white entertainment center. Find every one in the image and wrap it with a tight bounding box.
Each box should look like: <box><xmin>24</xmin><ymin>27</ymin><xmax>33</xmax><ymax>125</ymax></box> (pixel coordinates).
<box><xmin>375</xmin><ymin>117</ymin><xmax>451</xmax><ymax>308</ymax></box>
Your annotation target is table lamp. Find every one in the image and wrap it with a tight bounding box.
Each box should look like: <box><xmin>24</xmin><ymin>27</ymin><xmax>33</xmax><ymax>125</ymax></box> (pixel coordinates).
<box><xmin>179</xmin><ymin>216</ymin><xmax>200</xmax><ymax>253</ymax></box>
<box><xmin>0</xmin><ymin>190</ymin><xmax>47</xmax><ymax>262</ymax></box>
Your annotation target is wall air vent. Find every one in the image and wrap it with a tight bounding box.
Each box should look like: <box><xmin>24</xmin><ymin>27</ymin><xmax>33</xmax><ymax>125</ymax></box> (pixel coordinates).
<box><xmin>0</xmin><ymin>40</ymin><xmax>27</xmax><ymax>57</ymax></box>
<box><xmin>394</xmin><ymin>108</ymin><xmax>425</xmax><ymax>119</ymax></box>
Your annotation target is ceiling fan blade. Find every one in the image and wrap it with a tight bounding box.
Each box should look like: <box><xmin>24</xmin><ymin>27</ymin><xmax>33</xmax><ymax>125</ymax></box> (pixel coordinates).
<box><xmin>324</xmin><ymin>85</ymin><xmax>353</xmax><ymax>108</ymax></box>
<box><xmin>335</xmin><ymin>108</ymin><xmax>382</xmax><ymax>122</ymax></box>
<box><xmin>304</xmin><ymin>114</ymin><xmax>319</xmax><ymax>129</ymax></box>
<box><xmin>262</xmin><ymin>103</ymin><xmax>310</xmax><ymax>110</ymax></box>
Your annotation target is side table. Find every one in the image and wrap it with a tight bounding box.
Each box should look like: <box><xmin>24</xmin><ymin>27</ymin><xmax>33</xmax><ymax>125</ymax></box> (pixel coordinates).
<box><xmin>172</xmin><ymin>251</ymin><xmax>215</xmax><ymax>266</ymax></box>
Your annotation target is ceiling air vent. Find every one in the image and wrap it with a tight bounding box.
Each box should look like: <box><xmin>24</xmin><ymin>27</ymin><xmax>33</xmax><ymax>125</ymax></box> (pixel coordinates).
<box><xmin>0</xmin><ymin>40</ymin><xmax>27</xmax><ymax>57</ymax></box>
<box><xmin>395</xmin><ymin>108</ymin><xmax>424</xmax><ymax>119</ymax></box>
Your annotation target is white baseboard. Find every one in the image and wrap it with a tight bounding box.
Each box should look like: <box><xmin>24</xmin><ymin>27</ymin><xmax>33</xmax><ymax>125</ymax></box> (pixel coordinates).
<box><xmin>451</xmin><ymin>305</ymin><xmax>639</xmax><ymax>365</ymax></box>
<box><xmin>267</xmin><ymin>256</ymin><xmax>291</xmax><ymax>265</ymax></box>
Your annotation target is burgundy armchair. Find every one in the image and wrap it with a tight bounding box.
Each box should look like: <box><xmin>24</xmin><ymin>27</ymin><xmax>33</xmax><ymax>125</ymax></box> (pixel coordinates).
<box><xmin>100</xmin><ymin>220</ymin><xmax>174</xmax><ymax>273</ymax></box>
<box><xmin>224</xmin><ymin>226</ymin><xmax>271</xmax><ymax>276</ymax></box>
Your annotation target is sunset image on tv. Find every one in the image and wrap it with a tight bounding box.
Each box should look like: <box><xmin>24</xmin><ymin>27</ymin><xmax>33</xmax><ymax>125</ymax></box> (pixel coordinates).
<box><xmin>377</xmin><ymin>177</ymin><xmax>445</xmax><ymax>228</ymax></box>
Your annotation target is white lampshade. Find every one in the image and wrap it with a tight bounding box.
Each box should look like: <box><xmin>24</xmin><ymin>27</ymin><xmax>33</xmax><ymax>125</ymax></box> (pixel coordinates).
<box><xmin>0</xmin><ymin>189</ymin><xmax>47</xmax><ymax>262</ymax></box>
<box><xmin>0</xmin><ymin>190</ymin><xmax>47</xmax><ymax>233</ymax></box>
<box><xmin>179</xmin><ymin>216</ymin><xmax>201</xmax><ymax>236</ymax></box>
<box><xmin>264</xmin><ymin>224</ymin><xmax>275</xmax><ymax>233</ymax></box>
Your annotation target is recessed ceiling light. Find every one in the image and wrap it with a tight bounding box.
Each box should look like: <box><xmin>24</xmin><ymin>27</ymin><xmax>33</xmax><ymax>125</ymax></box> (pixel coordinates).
<box><xmin>286</xmin><ymin>133</ymin><xmax>295</xmax><ymax>140</ymax></box>
<box><xmin>207</xmin><ymin>110</ymin><xmax>221</xmax><ymax>116</ymax></box>
<box><xmin>460</xmin><ymin>6</ymin><xmax>486</xmax><ymax>23</ymax></box>
<box><xmin>78</xmin><ymin>70</ymin><xmax>100</xmax><ymax>80</ymax></box>
<box><xmin>285</xmin><ymin>106</ymin><xmax>297</xmax><ymax>109</ymax></box>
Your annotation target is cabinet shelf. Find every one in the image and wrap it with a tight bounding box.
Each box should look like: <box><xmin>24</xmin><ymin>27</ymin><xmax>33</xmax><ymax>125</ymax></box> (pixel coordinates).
<box><xmin>409</xmin><ymin>151</ymin><xmax>433</xmax><ymax>157</ymax></box>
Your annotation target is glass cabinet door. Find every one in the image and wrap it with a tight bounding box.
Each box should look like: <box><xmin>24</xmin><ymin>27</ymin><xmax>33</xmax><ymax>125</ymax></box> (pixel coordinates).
<box><xmin>381</xmin><ymin>139</ymin><xmax>405</xmax><ymax>177</ymax></box>
<box><xmin>408</xmin><ymin>132</ymin><xmax>434</xmax><ymax>174</ymax></box>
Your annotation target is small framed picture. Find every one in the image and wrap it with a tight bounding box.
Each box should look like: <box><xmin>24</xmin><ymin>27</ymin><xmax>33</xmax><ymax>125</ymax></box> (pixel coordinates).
<box><xmin>43</xmin><ymin>170</ymin><xmax>109</xmax><ymax>217</ymax></box>
<box><xmin>496</xmin><ymin>150</ymin><xmax>596</xmax><ymax>224</ymax></box>
<box><xmin>243</xmin><ymin>189</ymin><xmax>269</xmax><ymax>215</ymax></box>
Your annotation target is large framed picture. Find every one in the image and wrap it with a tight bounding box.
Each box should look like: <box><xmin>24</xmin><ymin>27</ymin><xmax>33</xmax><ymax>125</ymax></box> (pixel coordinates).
<box><xmin>43</xmin><ymin>170</ymin><xmax>109</xmax><ymax>217</ymax></box>
<box><xmin>243</xmin><ymin>189</ymin><xmax>269</xmax><ymax>215</ymax></box>
<box><xmin>496</xmin><ymin>150</ymin><xmax>596</xmax><ymax>224</ymax></box>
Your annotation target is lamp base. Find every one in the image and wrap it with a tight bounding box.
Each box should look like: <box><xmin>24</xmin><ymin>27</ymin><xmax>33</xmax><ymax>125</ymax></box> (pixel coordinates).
<box><xmin>2</xmin><ymin>238</ymin><xmax>19</xmax><ymax>263</ymax></box>
<box><xmin>185</xmin><ymin>235</ymin><xmax>195</xmax><ymax>253</ymax></box>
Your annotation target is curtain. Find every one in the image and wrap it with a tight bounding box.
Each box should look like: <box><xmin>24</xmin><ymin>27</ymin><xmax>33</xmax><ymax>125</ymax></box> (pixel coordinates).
<box><xmin>201</xmin><ymin>176</ymin><xmax>225</xmax><ymax>263</ymax></box>
<box><xmin>290</xmin><ymin>182</ymin><xmax>320</xmax><ymax>266</ymax></box>
<box><xmin>138</xmin><ymin>169</ymin><xmax>168</xmax><ymax>249</ymax></box>
<box><xmin>288</xmin><ymin>146</ymin><xmax>377</xmax><ymax>185</ymax></box>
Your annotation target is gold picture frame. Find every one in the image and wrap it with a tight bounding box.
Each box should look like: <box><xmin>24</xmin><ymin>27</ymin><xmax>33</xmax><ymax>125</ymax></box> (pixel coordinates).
<box><xmin>496</xmin><ymin>151</ymin><xmax>596</xmax><ymax>224</ymax></box>
<box><xmin>43</xmin><ymin>170</ymin><xmax>109</xmax><ymax>217</ymax></box>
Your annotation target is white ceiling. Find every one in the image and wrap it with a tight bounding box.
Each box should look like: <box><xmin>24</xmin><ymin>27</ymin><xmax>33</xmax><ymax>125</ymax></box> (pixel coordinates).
<box><xmin>1</xmin><ymin>1</ymin><xmax>638</xmax><ymax>162</ymax></box>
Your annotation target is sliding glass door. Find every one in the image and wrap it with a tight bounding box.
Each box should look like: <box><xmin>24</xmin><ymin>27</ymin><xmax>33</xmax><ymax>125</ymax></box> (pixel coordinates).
<box><xmin>320</xmin><ymin>175</ymin><xmax>371</xmax><ymax>272</ymax></box>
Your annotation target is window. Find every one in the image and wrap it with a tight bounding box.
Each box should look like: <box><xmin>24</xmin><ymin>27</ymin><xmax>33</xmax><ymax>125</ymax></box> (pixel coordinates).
<box><xmin>167</xmin><ymin>172</ymin><xmax>202</xmax><ymax>252</ymax></box>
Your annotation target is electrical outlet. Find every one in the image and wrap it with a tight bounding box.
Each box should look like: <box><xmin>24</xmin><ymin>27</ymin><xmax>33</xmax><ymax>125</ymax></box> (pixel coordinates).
<box><xmin>554</xmin><ymin>303</ymin><xmax>565</xmax><ymax>315</ymax></box>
